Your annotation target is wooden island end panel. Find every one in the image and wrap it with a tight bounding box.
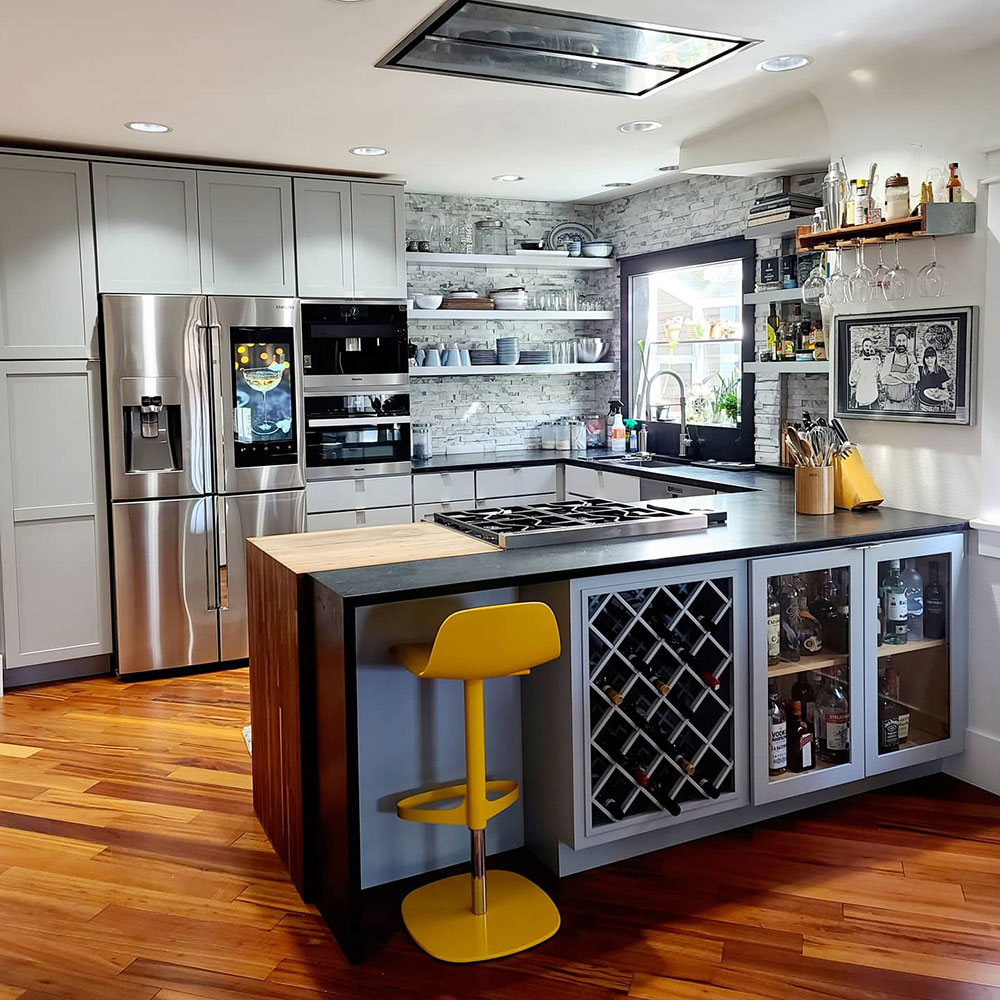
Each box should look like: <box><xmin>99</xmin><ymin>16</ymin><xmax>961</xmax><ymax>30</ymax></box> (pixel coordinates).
<box><xmin>247</xmin><ymin>523</ymin><xmax>495</xmax><ymax>897</ymax></box>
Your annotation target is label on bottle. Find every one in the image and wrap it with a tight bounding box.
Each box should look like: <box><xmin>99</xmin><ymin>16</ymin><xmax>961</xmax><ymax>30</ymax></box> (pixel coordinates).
<box><xmin>769</xmin><ymin>721</ymin><xmax>787</xmax><ymax>769</ymax></box>
<box><xmin>802</xmin><ymin>633</ymin><xmax>823</xmax><ymax>654</ymax></box>
<box><xmin>824</xmin><ymin>709</ymin><xmax>849</xmax><ymax>750</ymax></box>
<box><xmin>767</xmin><ymin>614</ymin><xmax>780</xmax><ymax>657</ymax></box>
<box><xmin>881</xmin><ymin>715</ymin><xmax>899</xmax><ymax>749</ymax></box>
<box><xmin>888</xmin><ymin>593</ymin><xmax>908</xmax><ymax>624</ymax></box>
<box><xmin>801</xmin><ymin>734</ymin><xmax>813</xmax><ymax>768</ymax></box>
<box><xmin>805</xmin><ymin>699</ymin><xmax>816</xmax><ymax>728</ymax></box>
<box><xmin>898</xmin><ymin>712</ymin><xmax>910</xmax><ymax>741</ymax></box>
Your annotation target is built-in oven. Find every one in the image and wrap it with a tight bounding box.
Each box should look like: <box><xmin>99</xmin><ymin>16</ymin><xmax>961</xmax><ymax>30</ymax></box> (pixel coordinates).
<box><xmin>300</xmin><ymin>301</ymin><xmax>408</xmax><ymax>390</ymax></box>
<box><xmin>304</xmin><ymin>387</ymin><xmax>411</xmax><ymax>479</ymax></box>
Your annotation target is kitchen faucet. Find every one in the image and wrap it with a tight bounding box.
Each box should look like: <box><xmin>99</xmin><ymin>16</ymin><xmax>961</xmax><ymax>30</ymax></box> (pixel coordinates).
<box><xmin>644</xmin><ymin>369</ymin><xmax>693</xmax><ymax>458</ymax></box>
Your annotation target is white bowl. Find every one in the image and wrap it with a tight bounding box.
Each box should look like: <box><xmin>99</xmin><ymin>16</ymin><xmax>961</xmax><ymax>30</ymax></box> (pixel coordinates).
<box><xmin>449</xmin><ymin>290</ymin><xmax>479</xmax><ymax>299</ymax></box>
<box><xmin>581</xmin><ymin>242</ymin><xmax>614</xmax><ymax>258</ymax></box>
<box><xmin>413</xmin><ymin>294</ymin><xmax>443</xmax><ymax>310</ymax></box>
<box><xmin>492</xmin><ymin>291</ymin><xmax>528</xmax><ymax>309</ymax></box>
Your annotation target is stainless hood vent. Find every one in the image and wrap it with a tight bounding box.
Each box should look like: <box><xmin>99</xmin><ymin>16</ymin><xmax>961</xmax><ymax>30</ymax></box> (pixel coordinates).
<box><xmin>378</xmin><ymin>2</ymin><xmax>757</xmax><ymax>98</ymax></box>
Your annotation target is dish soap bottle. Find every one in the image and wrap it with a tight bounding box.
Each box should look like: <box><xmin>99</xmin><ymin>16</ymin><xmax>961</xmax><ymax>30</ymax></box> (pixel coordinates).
<box><xmin>610</xmin><ymin>412</ymin><xmax>627</xmax><ymax>453</ymax></box>
<box><xmin>605</xmin><ymin>399</ymin><xmax>623</xmax><ymax>447</ymax></box>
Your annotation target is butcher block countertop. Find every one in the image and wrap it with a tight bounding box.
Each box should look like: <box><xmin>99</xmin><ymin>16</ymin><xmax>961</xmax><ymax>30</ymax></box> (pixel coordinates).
<box><xmin>247</xmin><ymin>521</ymin><xmax>497</xmax><ymax>576</ymax></box>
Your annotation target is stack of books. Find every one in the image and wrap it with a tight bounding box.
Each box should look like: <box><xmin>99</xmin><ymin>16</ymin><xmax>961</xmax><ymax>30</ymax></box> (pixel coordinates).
<box><xmin>747</xmin><ymin>192</ymin><xmax>821</xmax><ymax>229</ymax></box>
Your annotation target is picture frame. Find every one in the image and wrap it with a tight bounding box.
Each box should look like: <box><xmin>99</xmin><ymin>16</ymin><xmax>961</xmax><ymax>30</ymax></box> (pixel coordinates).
<box><xmin>835</xmin><ymin>307</ymin><xmax>978</xmax><ymax>425</ymax></box>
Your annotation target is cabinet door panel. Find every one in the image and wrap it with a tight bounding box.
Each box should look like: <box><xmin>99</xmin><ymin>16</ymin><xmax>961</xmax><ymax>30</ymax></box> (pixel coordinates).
<box><xmin>0</xmin><ymin>362</ymin><xmax>111</xmax><ymax>673</ymax></box>
<box><xmin>351</xmin><ymin>183</ymin><xmax>405</xmax><ymax>299</ymax></box>
<box><xmin>294</xmin><ymin>178</ymin><xmax>354</xmax><ymax>298</ymax></box>
<box><xmin>198</xmin><ymin>172</ymin><xmax>295</xmax><ymax>295</ymax></box>
<box><xmin>308</xmin><ymin>506</ymin><xmax>412</xmax><ymax>531</ymax></box>
<box><xmin>0</xmin><ymin>155</ymin><xmax>97</xmax><ymax>358</ymax></box>
<box><xmin>92</xmin><ymin>162</ymin><xmax>201</xmax><ymax>293</ymax></box>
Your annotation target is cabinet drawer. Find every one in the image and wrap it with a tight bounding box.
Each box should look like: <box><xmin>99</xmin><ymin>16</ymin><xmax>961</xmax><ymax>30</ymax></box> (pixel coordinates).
<box><xmin>308</xmin><ymin>505</ymin><xmax>413</xmax><ymax>531</ymax></box>
<box><xmin>307</xmin><ymin>475</ymin><xmax>412</xmax><ymax>513</ymax></box>
<box><xmin>413</xmin><ymin>471</ymin><xmax>476</xmax><ymax>505</ymax></box>
<box><xmin>639</xmin><ymin>478</ymin><xmax>715</xmax><ymax>501</ymax></box>
<box><xmin>414</xmin><ymin>499</ymin><xmax>476</xmax><ymax>520</ymax></box>
<box><xmin>564</xmin><ymin>466</ymin><xmax>641</xmax><ymax>502</ymax></box>
<box><xmin>476</xmin><ymin>492</ymin><xmax>558</xmax><ymax>509</ymax></box>
<box><xmin>476</xmin><ymin>465</ymin><xmax>557</xmax><ymax>500</ymax></box>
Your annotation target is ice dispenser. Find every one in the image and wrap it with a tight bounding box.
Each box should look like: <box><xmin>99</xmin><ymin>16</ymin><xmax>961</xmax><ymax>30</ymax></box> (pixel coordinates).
<box><xmin>121</xmin><ymin>378</ymin><xmax>183</xmax><ymax>473</ymax></box>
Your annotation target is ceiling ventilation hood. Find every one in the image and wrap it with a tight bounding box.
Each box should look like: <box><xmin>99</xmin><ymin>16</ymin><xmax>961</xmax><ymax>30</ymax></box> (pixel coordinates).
<box><xmin>378</xmin><ymin>2</ymin><xmax>758</xmax><ymax>98</ymax></box>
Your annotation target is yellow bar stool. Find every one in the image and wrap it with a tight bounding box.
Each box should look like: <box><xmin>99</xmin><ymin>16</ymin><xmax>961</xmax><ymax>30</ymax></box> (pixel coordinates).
<box><xmin>391</xmin><ymin>602</ymin><xmax>562</xmax><ymax>963</ymax></box>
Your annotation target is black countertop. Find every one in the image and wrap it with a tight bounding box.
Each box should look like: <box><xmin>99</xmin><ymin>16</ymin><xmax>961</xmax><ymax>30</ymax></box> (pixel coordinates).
<box><xmin>313</xmin><ymin>453</ymin><xmax>967</xmax><ymax>605</ymax></box>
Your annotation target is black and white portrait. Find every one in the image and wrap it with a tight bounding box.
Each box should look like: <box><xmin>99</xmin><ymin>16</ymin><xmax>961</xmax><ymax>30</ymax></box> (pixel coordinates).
<box><xmin>835</xmin><ymin>308</ymin><xmax>977</xmax><ymax>425</ymax></box>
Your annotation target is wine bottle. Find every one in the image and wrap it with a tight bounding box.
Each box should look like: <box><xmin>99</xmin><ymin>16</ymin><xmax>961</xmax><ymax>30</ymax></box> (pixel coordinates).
<box><xmin>604</xmin><ymin>686</ymin><xmax>624</xmax><ymax>706</ymax></box>
<box><xmin>600</xmin><ymin>794</ymin><xmax>625</xmax><ymax>820</ymax></box>
<box><xmin>698</xmin><ymin>777</ymin><xmax>722</xmax><ymax>800</ymax></box>
<box><xmin>768</xmin><ymin>691</ymin><xmax>787</xmax><ymax>775</ymax></box>
<box><xmin>648</xmin><ymin>771</ymin><xmax>682</xmax><ymax>815</ymax></box>
<box><xmin>786</xmin><ymin>699</ymin><xmax>815</xmax><ymax>773</ymax></box>
<box><xmin>816</xmin><ymin>667</ymin><xmax>850</xmax><ymax>764</ymax></box>
<box><xmin>790</xmin><ymin>673</ymin><xmax>816</xmax><ymax>732</ymax></box>
<box><xmin>699</xmin><ymin>669</ymin><xmax>721</xmax><ymax>691</ymax></box>
<box><xmin>923</xmin><ymin>561</ymin><xmax>947</xmax><ymax>639</ymax></box>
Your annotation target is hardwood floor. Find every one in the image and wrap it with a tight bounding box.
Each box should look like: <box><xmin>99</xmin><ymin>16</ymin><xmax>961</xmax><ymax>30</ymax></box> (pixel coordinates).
<box><xmin>0</xmin><ymin>668</ymin><xmax>997</xmax><ymax>999</ymax></box>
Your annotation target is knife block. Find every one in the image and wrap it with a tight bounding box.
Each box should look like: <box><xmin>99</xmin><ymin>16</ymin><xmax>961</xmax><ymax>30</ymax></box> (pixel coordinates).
<box><xmin>834</xmin><ymin>450</ymin><xmax>885</xmax><ymax>510</ymax></box>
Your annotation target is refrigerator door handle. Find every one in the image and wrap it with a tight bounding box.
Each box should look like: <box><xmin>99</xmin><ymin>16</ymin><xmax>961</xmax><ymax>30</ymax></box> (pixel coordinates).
<box><xmin>216</xmin><ymin>496</ymin><xmax>230</xmax><ymax>612</ymax></box>
<box><xmin>204</xmin><ymin>495</ymin><xmax>219</xmax><ymax>612</ymax></box>
<box><xmin>206</xmin><ymin>322</ymin><xmax>227</xmax><ymax>495</ymax></box>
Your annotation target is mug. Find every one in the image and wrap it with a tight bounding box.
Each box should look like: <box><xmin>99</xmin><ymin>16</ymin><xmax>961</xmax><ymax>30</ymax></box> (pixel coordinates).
<box><xmin>567</xmin><ymin>239</ymin><xmax>582</xmax><ymax>257</ymax></box>
<box><xmin>415</xmin><ymin>348</ymin><xmax>426</xmax><ymax>366</ymax></box>
<box><xmin>459</xmin><ymin>349</ymin><xmax>471</xmax><ymax>366</ymax></box>
<box><xmin>424</xmin><ymin>348</ymin><xmax>441</xmax><ymax>367</ymax></box>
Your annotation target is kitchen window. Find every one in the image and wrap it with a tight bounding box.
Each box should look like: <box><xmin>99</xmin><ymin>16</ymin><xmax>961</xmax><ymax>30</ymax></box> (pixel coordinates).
<box><xmin>621</xmin><ymin>237</ymin><xmax>755</xmax><ymax>463</ymax></box>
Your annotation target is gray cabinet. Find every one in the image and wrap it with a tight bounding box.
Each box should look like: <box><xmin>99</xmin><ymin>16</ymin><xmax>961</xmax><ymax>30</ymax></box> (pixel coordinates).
<box><xmin>198</xmin><ymin>171</ymin><xmax>295</xmax><ymax>296</ymax></box>
<box><xmin>92</xmin><ymin>162</ymin><xmax>201</xmax><ymax>293</ymax></box>
<box><xmin>0</xmin><ymin>155</ymin><xmax>98</xmax><ymax>359</ymax></box>
<box><xmin>294</xmin><ymin>178</ymin><xmax>354</xmax><ymax>298</ymax></box>
<box><xmin>0</xmin><ymin>361</ymin><xmax>112</xmax><ymax>676</ymax></box>
<box><xmin>351</xmin><ymin>182</ymin><xmax>406</xmax><ymax>299</ymax></box>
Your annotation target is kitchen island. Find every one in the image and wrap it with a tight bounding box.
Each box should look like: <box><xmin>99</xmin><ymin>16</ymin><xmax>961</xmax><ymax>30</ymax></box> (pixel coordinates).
<box><xmin>248</xmin><ymin>461</ymin><xmax>968</xmax><ymax>962</ymax></box>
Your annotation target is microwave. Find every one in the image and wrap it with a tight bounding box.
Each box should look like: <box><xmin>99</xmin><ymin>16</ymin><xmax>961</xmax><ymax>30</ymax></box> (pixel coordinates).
<box><xmin>300</xmin><ymin>301</ymin><xmax>408</xmax><ymax>390</ymax></box>
<box><xmin>304</xmin><ymin>389</ymin><xmax>411</xmax><ymax>480</ymax></box>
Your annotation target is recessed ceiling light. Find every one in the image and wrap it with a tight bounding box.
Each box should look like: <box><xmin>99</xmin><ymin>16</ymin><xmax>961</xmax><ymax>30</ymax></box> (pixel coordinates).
<box><xmin>617</xmin><ymin>121</ymin><xmax>662</xmax><ymax>133</ymax></box>
<box><xmin>756</xmin><ymin>54</ymin><xmax>812</xmax><ymax>73</ymax></box>
<box><xmin>125</xmin><ymin>122</ymin><xmax>171</xmax><ymax>133</ymax></box>
<box><xmin>350</xmin><ymin>145</ymin><xmax>388</xmax><ymax>156</ymax></box>
<box><xmin>658</xmin><ymin>165</ymin><xmax>680</xmax><ymax>172</ymax></box>
<box><xmin>492</xmin><ymin>174</ymin><xmax>524</xmax><ymax>182</ymax></box>
<box><xmin>604</xmin><ymin>182</ymin><xmax>631</xmax><ymax>188</ymax></box>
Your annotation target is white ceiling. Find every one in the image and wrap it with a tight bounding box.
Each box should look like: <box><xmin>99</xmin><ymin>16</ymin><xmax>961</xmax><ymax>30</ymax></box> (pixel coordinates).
<box><xmin>1</xmin><ymin>0</ymin><xmax>998</xmax><ymax>202</ymax></box>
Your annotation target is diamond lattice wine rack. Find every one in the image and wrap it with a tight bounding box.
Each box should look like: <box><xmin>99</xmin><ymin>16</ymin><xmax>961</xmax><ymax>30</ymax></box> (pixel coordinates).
<box><xmin>586</xmin><ymin>577</ymin><xmax>737</xmax><ymax>828</ymax></box>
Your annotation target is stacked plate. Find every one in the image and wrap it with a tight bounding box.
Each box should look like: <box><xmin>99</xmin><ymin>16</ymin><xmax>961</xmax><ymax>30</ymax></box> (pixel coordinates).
<box><xmin>470</xmin><ymin>349</ymin><xmax>497</xmax><ymax>366</ymax></box>
<box><xmin>518</xmin><ymin>350</ymin><xmax>552</xmax><ymax>365</ymax></box>
<box><xmin>496</xmin><ymin>337</ymin><xmax>518</xmax><ymax>366</ymax></box>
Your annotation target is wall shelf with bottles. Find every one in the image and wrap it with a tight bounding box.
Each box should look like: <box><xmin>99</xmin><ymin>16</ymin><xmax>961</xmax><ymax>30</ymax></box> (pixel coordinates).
<box><xmin>795</xmin><ymin>203</ymin><xmax>976</xmax><ymax>252</ymax></box>
<box><xmin>408</xmin><ymin>309</ymin><xmax>614</xmax><ymax>321</ymax></box>
<box><xmin>406</xmin><ymin>252</ymin><xmax>614</xmax><ymax>271</ymax></box>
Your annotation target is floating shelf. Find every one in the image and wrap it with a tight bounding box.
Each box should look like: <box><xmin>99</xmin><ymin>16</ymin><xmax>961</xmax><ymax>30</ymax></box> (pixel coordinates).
<box><xmin>745</xmin><ymin>361</ymin><xmax>830</xmax><ymax>374</ymax></box>
<box><xmin>796</xmin><ymin>203</ymin><xmax>976</xmax><ymax>252</ymax></box>
<box><xmin>768</xmin><ymin>653</ymin><xmax>848</xmax><ymax>679</ymax></box>
<box><xmin>660</xmin><ymin>337</ymin><xmax>744</xmax><ymax>346</ymax></box>
<box><xmin>409</xmin><ymin>309</ymin><xmax>614</xmax><ymax>321</ymax></box>
<box><xmin>406</xmin><ymin>252</ymin><xmax>614</xmax><ymax>270</ymax></box>
<box><xmin>744</xmin><ymin>288</ymin><xmax>804</xmax><ymax>305</ymax></box>
<box><xmin>878</xmin><ymin>637</ymin><xmax>947</xmax><ymax>658</ymax></box>
<box><xmin>744</xmin><ymin>217</ymin><xmax>817</xmax><ymax>239</ymax></box>
<box><xmin>410</xmin><ymin>363</ymin><xmax>614</xmax><ymax>377</ymax></box>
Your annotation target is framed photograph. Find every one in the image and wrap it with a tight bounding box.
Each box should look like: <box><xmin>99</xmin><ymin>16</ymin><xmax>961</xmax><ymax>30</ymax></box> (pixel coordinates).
<box><xmin>835</xmin><ymin>307</ymin><xmax>978</xmax><ymax>424</ymax></box>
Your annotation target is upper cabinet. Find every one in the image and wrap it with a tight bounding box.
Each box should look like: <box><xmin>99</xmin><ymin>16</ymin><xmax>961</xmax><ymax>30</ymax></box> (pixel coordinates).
<box><xmin>351</xmin><ymin>182</ymin><xmax>406</xmax><ymax>299</ymax></box>
<box><xmin>92</xmin><ymin>162</ymin><xmax>201</xmax><ymax>294</ymax></box>
<box><xmin>0</xmin><ymin>154</ymin><xmax>98</xmax><ymax>359</ymax></box>
<box><xmin>295</xmin><ymin>179</ymin><xmax>406</xmax><ymax>299</ymax></box>
<box><xmin>198</xmin><ymin>171</ymin><xmax>295</xmax><ymax>296</ymax></box>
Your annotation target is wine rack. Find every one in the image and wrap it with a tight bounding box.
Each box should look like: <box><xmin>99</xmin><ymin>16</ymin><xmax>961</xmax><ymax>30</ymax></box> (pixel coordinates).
<box><xmin>585</xmin><ymin>576</ymin><xmax>738</xmax><ymax>829</ymax></box>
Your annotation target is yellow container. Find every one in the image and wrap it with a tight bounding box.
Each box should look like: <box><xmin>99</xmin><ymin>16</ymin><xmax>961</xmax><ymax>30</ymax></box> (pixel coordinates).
<box><xmin>834</xmin><ymin>450</ymin><xmax>884</xmax><ymax>510</ymax></box>
<box><xmin>795</xmin><ymin>466</ymin><xmax>834</xmax><ymax>515</ymax></box>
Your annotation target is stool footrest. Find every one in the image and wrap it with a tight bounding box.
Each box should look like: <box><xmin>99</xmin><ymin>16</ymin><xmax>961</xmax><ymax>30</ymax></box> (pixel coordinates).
<box><xmin>397</xmin><ymin>780</ymin><xmax>519</xmax><ymax>827</ymax></box>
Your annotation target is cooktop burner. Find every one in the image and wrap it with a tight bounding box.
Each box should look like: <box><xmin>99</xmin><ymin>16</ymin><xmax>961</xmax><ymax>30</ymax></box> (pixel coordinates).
<box><xmin>432</xmin><ymin>497</ymin><xmax>726</xmax><ymax>549</ymax></box>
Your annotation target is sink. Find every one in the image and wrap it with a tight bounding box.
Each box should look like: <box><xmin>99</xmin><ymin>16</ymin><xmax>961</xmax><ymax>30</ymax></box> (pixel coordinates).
<box><xmin>595</xmin><ymin>454</ymin><xmax>682</xmax><ymax>469</ymax></box>
<box><xmin>691</xmin><ymin>460</ymin><xmax>756</xmax><ymax>471</ymax></box>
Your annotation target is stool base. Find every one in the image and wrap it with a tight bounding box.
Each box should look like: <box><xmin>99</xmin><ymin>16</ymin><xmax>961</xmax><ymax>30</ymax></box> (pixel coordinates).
<box><xmin>401</xmin><ymin>870</ymin><xmax>560</xmax><ymax>963</ymax></box>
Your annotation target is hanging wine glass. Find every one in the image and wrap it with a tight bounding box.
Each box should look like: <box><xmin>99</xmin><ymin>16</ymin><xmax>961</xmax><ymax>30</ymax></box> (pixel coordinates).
<box><xmin>848</xmin><ymin>240</ymin><xmax>875</xmax><ymax>303</ymax></box>
<box><xmin>884</xmin><ymin>238</ymin><xmax>915</xmax><ymax>301</ymax></box>
<box><xmin>826</xmin><ymin>248</ymin><xmax>853</xmax><ymax>305</ymax></box>
<box><xmin>870</xmin><ymin>242</ymin><xmax>892</xmax><ymax>301</ymax></box>
<box><xmin>918</xmin><ymin>237</ymin><xmax>949</xmax><ymax>298</ymax></box>
<box><xmin>801</xmin><ymin>253</ymin><xmax>828</xmax><ymax>305</ymax></box>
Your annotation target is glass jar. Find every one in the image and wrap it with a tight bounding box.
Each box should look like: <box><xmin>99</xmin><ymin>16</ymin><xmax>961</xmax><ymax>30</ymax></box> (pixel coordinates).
<box><xmin>412</xmin><ymin>424</ymin><xmax>433</xmax><ymax>461</ymax></box>
<box><xmin>884</xmin><ymin>174</ymin><xmax>911</xmax><ymax>222</ymax></box>
<box><xmin>554</xmin><ymin>421</ymin><xmax>571</xmax><ymax>451</ymax></box>
<box><xmin>474</xmin><ymin>218</ymin><xmax>508</xmax><ymax>256</ymax></box>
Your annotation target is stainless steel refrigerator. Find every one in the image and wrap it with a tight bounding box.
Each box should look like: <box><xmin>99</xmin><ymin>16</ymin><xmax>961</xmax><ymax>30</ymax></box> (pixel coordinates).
<box><xmin>102</xmin><ymin>294</ymin><xmax>307</xmax><ymax>676</ymax></box>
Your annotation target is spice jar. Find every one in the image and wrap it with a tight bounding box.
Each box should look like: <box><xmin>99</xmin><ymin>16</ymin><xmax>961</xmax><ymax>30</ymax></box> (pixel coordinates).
<box><xmin>474</xmin><ymin>218</ymin><xmax>508</xmax><ymax>256</ymax></box>
<box><xmin>884</xmin><ymin>174</ymin><xmax>911</xmax><ymax>221</ymax></box>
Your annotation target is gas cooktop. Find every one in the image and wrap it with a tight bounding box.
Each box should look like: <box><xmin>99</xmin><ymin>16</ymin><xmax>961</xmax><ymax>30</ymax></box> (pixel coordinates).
<box><xmin>431</xmin><ymin>497</ymin><xmax>726</xmax><ymax>549</ymax></box>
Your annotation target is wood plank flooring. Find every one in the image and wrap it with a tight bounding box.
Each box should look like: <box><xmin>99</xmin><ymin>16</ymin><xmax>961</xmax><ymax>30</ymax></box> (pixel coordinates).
<box><xmin>0</xmin><ymin>668</ymin><xmax>997</xmax><ymax>998</ymax></box>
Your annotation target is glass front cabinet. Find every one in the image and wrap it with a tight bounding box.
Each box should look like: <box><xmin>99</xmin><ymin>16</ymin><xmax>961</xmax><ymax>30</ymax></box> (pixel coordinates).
<box><xmin>750</xmin><ymin>532</ymin><xmax>966</xmax><ymax>804</ymax></box>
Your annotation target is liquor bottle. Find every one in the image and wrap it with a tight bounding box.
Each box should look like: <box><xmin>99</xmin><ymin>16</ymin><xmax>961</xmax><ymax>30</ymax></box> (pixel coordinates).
<box><xmin>791</xmin><ymin>304</ymin><xmax>804</xmax><ymax>352</ymax></box>
<box><xmin>812</xmin><ymin>323</ymin><xmax>828</xmax><ymax>361</ymax></box>
<box><xmin>780</xmin><ymin>317</ymin><xmax>795</xmax><ymax>358</ymax></box>
<box><xmin>811</xmin><ymin>571</ymin><xmax>836</xmax><ymax>623</ymax></box>
<box><xmin>821</xmin><ymin>572</ymin><xmax>850</xmax><ymax>655</ymax></box>
<box><xmin>768</xmin><ymin>691</ymin><xmax>787</xmax><ymax>776</ymax></box>
<box><xmin>791</xmin><ymin>573</ymin><xmax>810</xmax><ymax>613</ymax></box>
<box><xmin>816</xmin><ymin>667</ymin><xmax>850</xmax><ymax>764</ymax></box>
<box><xmin>791</xmin><ymin>673</ymin><xmax>817</xmax><ymax>732</ymax></box>
<box><xmin>877</xmin><ymin>669</ymin><xmax>901</xmax><ymax>753</ymax></box>
<box><xmin>883</xmin><ymin>560</ymin><xmax>909</xmax><ymax>645</ymax></box>
<box><xmin>786</xmin><ymin>699</ymin><xmax>815</xmax><ymax>772</ymax></box>
<box><xmin>947</xmin><ymin>162</ymin><xmax>963</xmax><ymax>203</ymax></box>
<box><xmin>778</xmin><ymin>578</ymin><xmax>802</xmax><ymax>662</ymax></box>
<box><xmin>877</xmin><ymin>599</ymin><xmax>884</xmax><ymax>646</ymax></box>
<box><xmin>767</xmin><ymin>581</ymin><xmax>781</xmax><ymax>666</ymax></box>
<box><xmin>798</xmin><ymin>602</ymin><xmax>825</xmax><ymax>656</ymax></box>
<box><xmin>902</xmin><ymin>560</ymin><xmax>924</xmax><ymax>640</ymax></box>
<box><xmin>766</xmin><ymin>307</ymin><xmax>779</xmax><ymax>361</ymax></box>
<box><xmin>923</xmin><ymin>561</ymin><xmax>947</xmax><ymax>640</ymax></box>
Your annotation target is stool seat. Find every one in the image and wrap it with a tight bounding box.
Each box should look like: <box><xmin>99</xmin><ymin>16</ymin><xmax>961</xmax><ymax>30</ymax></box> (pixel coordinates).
<box><xmin>397</xmin><ymin>779</ymin><xmax>519</xmax><ymax>826</ymax></box>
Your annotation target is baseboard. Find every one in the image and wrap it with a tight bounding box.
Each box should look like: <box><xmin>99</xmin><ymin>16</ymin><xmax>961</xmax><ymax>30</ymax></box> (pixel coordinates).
<box><xmin>944</xmin><ymin>729</ymin><xmax>1000</xmax><ymax>795</ymax></box>
<box><xmin>3</xmin><ymin>654</ymin><xmax>112</xmax><ymax>690</ymax></box>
